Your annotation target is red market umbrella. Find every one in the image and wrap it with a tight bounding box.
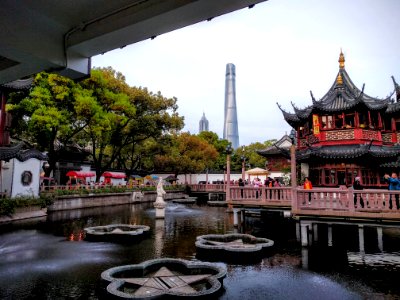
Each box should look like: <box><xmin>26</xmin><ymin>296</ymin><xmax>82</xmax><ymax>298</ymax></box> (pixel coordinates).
<box><xmin>66</xmin><ymin>171</ymin><xmax>96</xmax><ymax>178</ymax></box>
<box><xmin>102</xmin><ymin>172</ymin><xmax>126</xmax><ymax>179</ymax></box>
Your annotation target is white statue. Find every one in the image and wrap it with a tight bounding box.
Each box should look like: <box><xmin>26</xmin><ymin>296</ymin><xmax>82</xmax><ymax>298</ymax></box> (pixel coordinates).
<box><xmin>156</xmin><ymin>177</ymin><xmax>166</xmax><ymax>199</ymax></box>
<box><xmin>154</xmin><ymin>177</ymin><xmax>166</xmax><ymax>218</ymax></box>
<box><xmin>154</xmin><ymin>177</ymin><xmax>166</xmax><ymax>206</ymax></box>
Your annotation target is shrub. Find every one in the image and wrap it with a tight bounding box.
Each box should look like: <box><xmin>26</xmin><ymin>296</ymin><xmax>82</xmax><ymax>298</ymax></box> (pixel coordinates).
<box><xmin>0</xmin><ymin>195</ymin><xmax>54</xmax><ymax>216</ymax></box>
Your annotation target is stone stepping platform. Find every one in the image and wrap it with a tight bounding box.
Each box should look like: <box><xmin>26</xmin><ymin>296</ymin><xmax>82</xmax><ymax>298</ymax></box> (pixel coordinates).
<box><xmin>84</xmin><ymin>224</ymin><xmax>150</xmax><ymax>243</ymax></box>
<box><xmin>101</xmin><ymin>258</ymin><xmax>226</xmax><ymax>299</ymax></box>
<box><xmin>196</xmin><ymin>233</ymin><xmax>274</xmax><ymax>263</ymax></box>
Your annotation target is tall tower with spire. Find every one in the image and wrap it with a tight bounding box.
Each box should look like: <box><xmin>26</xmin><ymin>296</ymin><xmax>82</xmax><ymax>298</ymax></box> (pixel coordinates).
<box><xmin>223</xmin><ymin>63</ymin><xmax>239</xmax><ymax>149</ymax></box>
<box><xmin>199</xmin><ymin>112</ymin><xmax>209</xmax><ymax>133</ymax></box>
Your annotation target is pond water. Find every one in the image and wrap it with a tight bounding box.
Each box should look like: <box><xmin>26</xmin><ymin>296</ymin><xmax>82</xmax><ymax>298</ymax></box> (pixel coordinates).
<box><xmin>0</xmin><ymin>201</ymin><xmax>400</xmax><ymax>299</ymax></box>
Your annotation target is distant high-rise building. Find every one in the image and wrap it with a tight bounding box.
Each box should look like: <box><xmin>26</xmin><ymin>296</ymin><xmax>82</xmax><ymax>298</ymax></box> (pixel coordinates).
<box><xmin>199</xmin><ymin>112</ymin><xmax>209</xmax><ymax>133</ymax></box>
<box><xmin>223</xmin><ymin>63</ymin><xmax>239</xmax><ymax>149</ymax></box>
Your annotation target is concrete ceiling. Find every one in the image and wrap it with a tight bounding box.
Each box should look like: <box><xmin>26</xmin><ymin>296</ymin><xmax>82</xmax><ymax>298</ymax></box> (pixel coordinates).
<box><xmin>0</xmin><ymin>0</ymin><xmax>267</xmax><ymax>84</ymax></box>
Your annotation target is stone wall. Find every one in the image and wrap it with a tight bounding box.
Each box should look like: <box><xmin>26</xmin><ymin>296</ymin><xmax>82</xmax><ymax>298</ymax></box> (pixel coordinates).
<box><xmin>47</xmin><ymin>191</ymin><xmax>187</xmax><ymax>212</ymax></box>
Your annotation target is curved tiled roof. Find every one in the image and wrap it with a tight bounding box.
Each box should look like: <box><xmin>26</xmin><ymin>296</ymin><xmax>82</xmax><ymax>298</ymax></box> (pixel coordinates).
<box><xmin>257</xmin><ymin>134</ymin><xmax>291</xmax><ymax>158</ymax></box>
<box><xmin>16</xmin><ymin>148</ymin><xmax>48</xmax><ymax>161</ymax></box>
<box><xmin>277</xmin><ymin>53</ymin><xmax>399</xmax><ymax>126</ymax></box>
<box><xmin>0</xmin><ymin>142</ymin><xmax>47</xmax><ymax>161</ymax></box>
<box><xmin>297</xmin><ymin>144</ymin><xmax>400</xmax><ymax>161</ymax></box>
<box><xmin>1</xmin><ymin>78</ymin><xmax>33</xmax><ymax>91</ymax></box>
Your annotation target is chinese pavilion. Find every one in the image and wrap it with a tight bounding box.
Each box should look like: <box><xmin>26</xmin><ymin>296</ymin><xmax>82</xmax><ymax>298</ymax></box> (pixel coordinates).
<box><xmin>276</xmin><ymin>51</ymin><xmax>400</xmax><ymax>188</ymax></box>
<box><xmin>257</xmin><ymin>134</ymin><xmax>292</xmax><ymax>179</ymax></box>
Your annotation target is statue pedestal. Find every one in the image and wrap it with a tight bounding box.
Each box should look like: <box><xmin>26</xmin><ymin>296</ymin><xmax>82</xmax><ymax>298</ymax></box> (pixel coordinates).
<box><xmin>154</xmin><ymin>197</ymin><xmax>166</xmax><ymax>219</ymax></box>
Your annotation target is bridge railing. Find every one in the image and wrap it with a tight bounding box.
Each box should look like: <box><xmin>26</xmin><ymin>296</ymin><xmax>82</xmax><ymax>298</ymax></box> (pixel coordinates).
<box><xmin>189</xmin><ymin>184</ymin><xmax>226</xmax><ymax>192</ymax></box>
<box><xmin>296</xmin><ymin>188</ymin><xmax>400</xmax><ymax>212</ymax></box>
<box><xmin>228</xmin><ymin>186</ymin><xmax>292</xmax><ymax>206</ymax></box>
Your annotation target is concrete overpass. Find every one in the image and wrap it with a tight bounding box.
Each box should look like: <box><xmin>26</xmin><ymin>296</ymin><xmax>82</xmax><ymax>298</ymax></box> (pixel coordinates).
<box><xmin>0</xmin><ymin>0</ymin><xmax>268</xmax><ymax>84</ymax></box>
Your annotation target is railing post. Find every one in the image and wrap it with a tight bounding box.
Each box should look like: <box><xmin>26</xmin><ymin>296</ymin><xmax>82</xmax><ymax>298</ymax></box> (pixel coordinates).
<box><xmin>290</xmin><ymin>144</ymin><xmax>298</xmax><ymax>211</ymax></box>
<box><xmin>349</xmin><ymin>188</ymin><xmax>355</xmax><ymax>212</ymax></box>
<box><xmin>261</xmin><ymin>186</ymin><xmax>266</xmax><ymax>202</ymax></box>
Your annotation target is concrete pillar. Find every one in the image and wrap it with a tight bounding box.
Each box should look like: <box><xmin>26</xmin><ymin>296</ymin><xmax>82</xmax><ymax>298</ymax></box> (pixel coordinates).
<box><xmin>296</xmin><ymin>222</ymin><xmax>300</xmax><ymax>242</ymax></box>
<box><xmin>312</xmin><ymin>223</ymin><xmax>318</xmax><ymax>243</ymax></box>
<box><xmin>300</xmin><ymin>223</ymin><xmax>309</xmax><ymax>246</ymax></box>
<box><xmin>240</xmin><ymin>209</ymin><xmax>245</xmax><ymax>225</ymax></box>
<box><xmin>327</xmin><ymin>224</ymin><xmax>333</xmax><ymax>246</ymax></box>
<box><xmin>377</xmin><ymin>226</ymin><xmax>383</xmax><ymax>252</ymax></box>
<box><xmin>301</xmin><ymin>247</ymin><xmax>309</xmax><ymax>269</ymax></box>
<box><xmin>233</xmin><ymin>208</ymin><xmax>239</xmax><ymax>227</ymax></box>
<box><xmin>358</xmin><ymin>225</ymin><xmax>365</xmax><ymax>253</ymax></box>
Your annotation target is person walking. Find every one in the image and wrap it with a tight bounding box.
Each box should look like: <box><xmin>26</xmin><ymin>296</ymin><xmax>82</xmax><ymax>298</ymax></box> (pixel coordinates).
<box><xmin>303</xmin><ymin>177</ymin><xmax>313</xmax><ymax>204</ymax></box>
<box><xmin>238</xmin><ymin>178</ymin><xmax>245</xmax><ymax>198</ymax></box>
<box><xmin>353</xmin><ymin>177</ymin><xmax>364</xmax><ymax>208</ymax></box>
<box><xmin>253</xmin><ymin>177</ymin><xmax>262</xmax><ymax>199</ymax></box>
<box><xmin>384</xmin><ymin>173</ymin><xmax>400</xmax><ymax>210</ymax></box>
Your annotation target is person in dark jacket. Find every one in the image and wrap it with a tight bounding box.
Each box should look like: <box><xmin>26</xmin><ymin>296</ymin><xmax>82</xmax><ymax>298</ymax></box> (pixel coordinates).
<box><xmin>353</xmin><ymin>177</ymin><xmax>364</xmax><ymax>208</ymax></box>
<box><xmin>238</xmin><ymin>178</ymin><xmax>245</xmax><ymax>198</ymax></box>
<box><xmin>384</xmin><ymin>173</ymin><xmax>400</xmax><ymax>209</ymax></box>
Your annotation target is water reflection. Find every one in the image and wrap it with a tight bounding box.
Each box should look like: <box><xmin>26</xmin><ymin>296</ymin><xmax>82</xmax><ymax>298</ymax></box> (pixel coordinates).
<box><xmin>0</xmin><ymin>202</ymin><xmax>399</xmax><ymax>299</ymax></box>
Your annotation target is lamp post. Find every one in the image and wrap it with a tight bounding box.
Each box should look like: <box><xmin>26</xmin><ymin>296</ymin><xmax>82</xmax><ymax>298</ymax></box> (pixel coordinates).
<box><xmin>289</xmin><ymin>128</ymin><xmax>298</xmax><ymax>210</ymax></box>
<box><xmin>225</xmin><ymin>144</ymin><xmax>233</xmax><ymax>202</ymax></box>
<box><xmin>241</xmin><ymin>149</ymin><xmax>246</xmax><ymax>181</ymax></box>
<box><xmin>246</xmin><ymin>163</ymin><xmax>251</xmax><ymax>183</ymax></box>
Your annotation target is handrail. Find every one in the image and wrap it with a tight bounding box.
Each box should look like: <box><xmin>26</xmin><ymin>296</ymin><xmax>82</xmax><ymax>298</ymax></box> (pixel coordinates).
<box><xmin>188</xmin><ymin>184</ymin><xmax>400</xmax><ymax>220</ymax></box>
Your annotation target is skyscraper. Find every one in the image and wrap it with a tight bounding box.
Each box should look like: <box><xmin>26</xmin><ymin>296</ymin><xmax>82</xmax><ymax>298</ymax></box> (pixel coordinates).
<box><xmin>223</xmin><ymin>63</ymin><xmax>239</xmax><ymax>149</ymax></box>
<box><xmin>199</xmin><ymin>112</ymin><xmax>209</xmax><ymax>133</ymax></box>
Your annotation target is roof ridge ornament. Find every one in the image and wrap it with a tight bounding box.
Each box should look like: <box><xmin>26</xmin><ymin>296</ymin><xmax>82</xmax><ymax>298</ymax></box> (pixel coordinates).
<box><xmin>391</xmin><ymin>76</ymin><xmax>400</xmax><ymax>102</ymax></box>
<box><xmin>310</xmin><ymin>90</ymin><xmax>316</xmax><ymax>103</ymax></box>
<box><xmin>336</xmin><ymin>72</ymin><xmax>343</xmax><ymax>85</ymax></box>
<box><xmin>338</xmin><ymin>49</ymin><xmax>345</xmax><ymax>69</ymax></box>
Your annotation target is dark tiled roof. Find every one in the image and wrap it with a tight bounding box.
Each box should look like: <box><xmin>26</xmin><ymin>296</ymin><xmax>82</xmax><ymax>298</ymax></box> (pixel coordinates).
<box><xmin>257</xmin><ymin>134</ymin><xmax>292</xmax><ymax>158</ymax></box>
<box><xmin>0</xmin><ymin>143</ymin><xmax>25</xmax><ymax>160</ymax></box>
<box><xmin>277</xmin><ymin>67</ymin><xmax>398</xmax><ymax>125</ymax></box>
<box><xmin>0</xmin><ymin>142</ymin><xmax>47</xmax><ymax>161</ymax></box>
<box><xmin>297</xmin><ymin>144</ymin><xmax>400</xmax><ymax>161</ymax></box>
<box><xmin>16</xmin><ymin>148</ymin><xmax>48</xmax><ymax>161</ymax></box>
<box><xmin>1</xmin><ymin>78</ymin><xmax>33</xmax><ymax>91</ymax></box>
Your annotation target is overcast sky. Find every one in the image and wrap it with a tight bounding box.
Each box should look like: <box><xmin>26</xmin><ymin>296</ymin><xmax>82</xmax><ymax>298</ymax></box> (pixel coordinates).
<box><xmin>92</xmin><ymin>0</ymin><xmax>400</xmax><ymax>146</ymax></box>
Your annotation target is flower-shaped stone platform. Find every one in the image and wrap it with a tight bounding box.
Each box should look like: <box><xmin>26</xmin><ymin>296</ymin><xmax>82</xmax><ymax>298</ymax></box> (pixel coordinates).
<box><xmin>84</xmin><ymin>224</ymin><xmax>150</xmax><ymax>243</ymax></box>
<box><xmin>101</xmin><ymin>258</ymin><xmax>226</xmax><ymax>299</ymax></box>
<box><xmin>195</xmin><ymin>233</ymin><xmax>274</xmax><ymax>263</ymax></box>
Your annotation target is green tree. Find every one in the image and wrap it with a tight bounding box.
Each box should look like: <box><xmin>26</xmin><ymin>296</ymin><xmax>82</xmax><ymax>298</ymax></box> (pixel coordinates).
<box><xmin>230</xmin><ymin>140</ymin><xmax>277</xmax><ymax>171</ymax></box>
<box><xmin>77</xmin><ymin>68</ymin><xmax>137</xmax><ymax>180</ymax></box>
<box><xmin>7</xmin><ymin>72</ymin><xmax>91</xmax><ymax>176</ymax></box>
<box><xmin>116</xmin><ymin>87</ymin><xmax>184</xmax><ymax>175</ymax></box>
<box><xmin>198</xmin><ymin>131</ymin><xmax>230</xmax><ymax>171</ymax></box>
<box><xmin>155</xmin><ymin>132</ymin><xmax>218</xmax><ymax>177</ymax></box>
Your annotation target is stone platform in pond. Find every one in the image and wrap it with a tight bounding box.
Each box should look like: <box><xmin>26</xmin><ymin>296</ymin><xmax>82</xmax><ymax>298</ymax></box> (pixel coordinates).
<box><xmin>195</xmin><ymin>233</ymin><xmax>274</xmax><ymax>263</ymax></box>
<box><xmin>101</xmin><ymin>258</ymin><xmax>226</xmax><ymax>299</ymax></box>
<box><xmin>84</xmin><ymin>224</ymin><xmax>150</xmax><ymax>243</ymax></box>
<box><xmin>172</xmin><ymin>197</ymin><xmax>196</xmax><ymax>204</ymax></box>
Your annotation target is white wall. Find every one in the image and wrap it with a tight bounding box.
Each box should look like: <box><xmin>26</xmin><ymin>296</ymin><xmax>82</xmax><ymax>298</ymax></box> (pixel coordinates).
<box><xmin>11</xmin><ymin>158</ymin><xmax>41</xmax><ymax>198</ymax></box>
<box><xmin>1</xmin><ymin>160</ymin><xmax>14</xmax><ymax>195</ymax></box>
